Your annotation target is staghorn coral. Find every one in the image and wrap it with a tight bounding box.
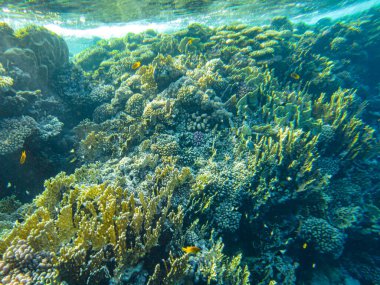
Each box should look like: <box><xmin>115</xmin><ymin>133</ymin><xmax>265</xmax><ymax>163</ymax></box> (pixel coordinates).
<box><xmin>270</xmin><ymin>16</ymin><xmax>293</xmax><ymax>31</ymax></box>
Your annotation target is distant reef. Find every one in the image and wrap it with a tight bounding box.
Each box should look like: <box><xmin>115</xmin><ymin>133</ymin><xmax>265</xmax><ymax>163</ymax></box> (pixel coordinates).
<box><xmin>0</xmin><ymin>7</ymin><xmax>379</xmax><ymax>285</ymax></box>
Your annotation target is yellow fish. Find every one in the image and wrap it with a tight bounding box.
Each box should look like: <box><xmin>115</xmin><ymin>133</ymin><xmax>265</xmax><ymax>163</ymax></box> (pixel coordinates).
<box><xmin>132</xmin><ymin>61</ymin><xmax>141</xmax><ymax>70</ymax></box>
<box><xmin>20</xmin><ymin>150</ymin><xmax>26</xmax><ymax>165</ymax></box>
<box><xmin>303</xmin><ymin>242</ymin><xmax>308</xmax><ymax>249</ymax></box>
<box><xmin>187</xmin><ymin>39</ymin><xmax>193</xmax><ymax>45</ymax></box>
<box><xmin>290</xmin><ymin>72</ymin><xmax>300</xmax><ymax>80</ymax></box>
<box><xmin>182</xmin><ymin>246</ymin><xmax>201</xmax><ymax>254</ymax></box>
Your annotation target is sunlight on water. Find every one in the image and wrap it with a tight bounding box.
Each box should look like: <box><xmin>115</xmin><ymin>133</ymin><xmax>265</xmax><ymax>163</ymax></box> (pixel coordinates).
<box><xmin>2</xmin><ymin>0</ymin><xmax>380</xmax><ymax>40</ymax></box>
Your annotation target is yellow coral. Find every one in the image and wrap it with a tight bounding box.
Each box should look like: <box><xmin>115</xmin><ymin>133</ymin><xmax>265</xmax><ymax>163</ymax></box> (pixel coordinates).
<box><xmin>0</xmin><ymin>165</ymin><xmax>187</xmax><ymax>282</ymax></box>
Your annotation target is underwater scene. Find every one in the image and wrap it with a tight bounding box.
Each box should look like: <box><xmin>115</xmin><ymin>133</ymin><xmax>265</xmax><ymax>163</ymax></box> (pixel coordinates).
<box><xmin>0</xmin><ymin>0</ymin><xmax>380</xmax><ymax>284</ymax></box>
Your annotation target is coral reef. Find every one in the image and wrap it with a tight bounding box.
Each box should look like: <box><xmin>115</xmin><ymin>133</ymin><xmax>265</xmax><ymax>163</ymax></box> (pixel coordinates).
<box><xmin>1</xmin><ymin>7</ymin><xmax>380</xmax><ymax>285</ymax></box>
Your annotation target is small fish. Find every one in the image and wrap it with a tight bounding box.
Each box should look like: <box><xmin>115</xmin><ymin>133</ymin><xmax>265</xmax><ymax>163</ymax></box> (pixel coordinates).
<box><xmin>69</xmin><ymin>157</ymin><xmax>77</xmax><ymax>163</ymax></box>
<box><xmin>25</xmin><ymin>190</ymin><xmax>30</xmax><ymax>195</ymax></box>
<box><xmin>6</xmin><ymin>182</ymin><xmax>12</xmax><ymax>188</ymax></box>
<box><xmin>70</xmin><ymin>148</ymin><xmax>75</xmax><ymax>153</ymax></box>
<box><xmin>20</xmin><ymin>150</ymin><xmax>26</xmax><ymax>165</ymax></box>
<box><xmin>312</xmin><ymin>263</ymin><xmax>316</xmax><ymax>268</ymax></box>
<box><xmin>132</xmin><ymin>61</ymin><xmax>141</xmax><ymax>70</ymax></box>
<box><xmin>187</xmin><ymin>39</ymin><xmax>193</xmax><ymax>45</ymax></box>
<box><xmin>290</xmin><ymin>72</ymin><xmax>300</xmax><ymax>80</ymax></box>
<box><xmin>182</xmin><ymin>246</ymin><xmax>201</xmax><ymax>254</ymax></box>
<box><xmin>269</xmin><ymin>280</ymin><xmax>277</xmax><ymax>285</ymax></box>
<box><xmin>303</xmin><ymin>242</ymin><xmax>308</xmax><ymax>249</ymax></box>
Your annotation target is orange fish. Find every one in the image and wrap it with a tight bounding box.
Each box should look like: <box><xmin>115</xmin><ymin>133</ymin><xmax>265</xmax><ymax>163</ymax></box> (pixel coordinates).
<box><xmin>132</xmin><ymin>61</ymin><xmax>141</xmax><ymax>70</ymax></box>
<box><xmin>290</xmin><ymin>72</ymin><xmax>300</xmax><ymax>80</ymax></box>
<box><xmin>20</xmin><ymin>150</ymin><xmax>26</xmax><ymax>165</ymax></box>
<box><xmin>182</xmin><ymin>246</ymin><xmax>201</xmax><ymax>254</ymax></box>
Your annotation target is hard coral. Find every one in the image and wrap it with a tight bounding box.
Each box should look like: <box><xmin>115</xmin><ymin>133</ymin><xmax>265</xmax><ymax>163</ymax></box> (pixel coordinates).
<box><xmin>300</xmin><ymin>217</ymin><xmax>345</xmax><ymax>259</ymax></box>
<box><xmin>0</xmin><ymin>116</ymin><xmax>37</xmax><ymax>156</ymax></box>
<box><xmin>0</xmin><ymin>166</ymin><xmax>186</xmax><ymax>284</ymax></box>
<box><xmin>15</xmin><ymin>25</ymin><xmax>69</xmax><ymax>80</ymax></box>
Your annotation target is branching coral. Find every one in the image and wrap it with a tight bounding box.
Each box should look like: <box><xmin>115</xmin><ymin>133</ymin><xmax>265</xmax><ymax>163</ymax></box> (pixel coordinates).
<box><xmin>197</xmin><ymin>238</ymin><xmax>250</xmax><ymax>285</ymax></box>
<box><xmin>0</xmin><ymin>165</ymin><xmax>187</xmax><ymax>284</ymax></box>
<box><xmin>312</xmin><ymin>88</ymin><xmax>376</xmax><ymax>160</ymax></box>
<box><xmin>147</xmin><ymin>252</ymin><xmax>190</xmax><ymax>285</ymax></box>
<box><xmin>246</xmin><ymin>127</ymin><xmax>322</xmax><ymax>212</ymax></box>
